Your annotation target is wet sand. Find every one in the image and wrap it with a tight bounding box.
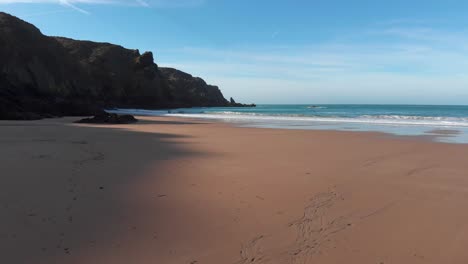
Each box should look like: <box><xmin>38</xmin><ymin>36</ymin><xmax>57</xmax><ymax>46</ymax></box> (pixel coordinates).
<box><xmin>426</xmin><ymin>129</ymin><xmax>462</xmax><ymax>135</ymax></box>
<box><xmin>1</xmin><ymin>116</ymin><xmax>468</xmax><ymax>264</ymax></box>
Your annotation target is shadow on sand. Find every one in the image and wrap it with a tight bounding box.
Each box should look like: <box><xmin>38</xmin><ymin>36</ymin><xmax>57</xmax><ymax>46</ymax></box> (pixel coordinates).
<box><xmin>0</xmin><ymin>119</ymin><xmax>210</xmax><ymax>264</ymax></box>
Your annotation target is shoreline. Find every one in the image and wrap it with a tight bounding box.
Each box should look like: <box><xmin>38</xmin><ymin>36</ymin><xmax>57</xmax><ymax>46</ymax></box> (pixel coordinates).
<box><xmin>2</xmin><ymin>116</ymin><xmax>468</xmax><ymax>264</ymax></box>
<box><xmin>108</xmin><ymin>103</ymin><xmax>468</xmax><ymax>144</ymax></box>
<box><xmin>136</xmin><ymin>115</ymin><xmax>461</xmax><ymax>145</ymax></box>
<box><xmin>108</xmin><ymin>106</ymin><xmax>468</xmax><ymax>144</ymax></box>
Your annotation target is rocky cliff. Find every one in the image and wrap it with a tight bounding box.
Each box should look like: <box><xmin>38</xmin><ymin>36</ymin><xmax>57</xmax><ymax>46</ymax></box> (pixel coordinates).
<box><xmin>0</xmin><ymin>12</ymin><xmax>251</xmax><ymax>120</ymax></box>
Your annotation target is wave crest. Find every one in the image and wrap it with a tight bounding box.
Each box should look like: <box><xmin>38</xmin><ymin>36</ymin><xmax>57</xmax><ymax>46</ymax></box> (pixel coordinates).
<box><xmin>107</xmin><ymin>108</ymin><xmax>468</xmax><ymax>128</ymax></box>
<box><xmin>166</xmin><ymin>112</ymin><xmax>468</xmax><ymax>127</ymax></box>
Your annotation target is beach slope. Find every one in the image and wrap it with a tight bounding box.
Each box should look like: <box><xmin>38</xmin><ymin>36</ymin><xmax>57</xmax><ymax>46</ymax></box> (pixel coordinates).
<box><xmin>1</xmin><ymin>116</ymin><xmax>468</xmax><ymax>264</ymax></box>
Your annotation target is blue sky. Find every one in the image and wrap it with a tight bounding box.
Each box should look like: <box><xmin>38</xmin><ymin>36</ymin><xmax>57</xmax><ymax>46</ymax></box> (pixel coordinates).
<box><xmin>1</xmin><ymin>0</ymin><xmax>468</xmax><ymax>104</ymax></box>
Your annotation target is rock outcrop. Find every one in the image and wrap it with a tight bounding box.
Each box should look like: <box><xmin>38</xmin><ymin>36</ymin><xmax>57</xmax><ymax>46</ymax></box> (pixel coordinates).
<box><xmin>229</xmin><ymin>97</ymin><xmax>256</xmax><ymax>107</ymax></box>
<box><xmin>0</xmin><ymin>12</ymin><xmax>98</xmax><ymax>119</ymax></box>
<box><xmin>75</xmin><ymin>111</ymin><xmax>138</xmax><ymax>124</ymax></box>
<box><xmin>159</xmin><ymin>67</ymin><xmax>230</xmax><ymax>107</ymax></box>
<box><xmin>0</xmin><ymin>12</ymin><xmax>254</xmax><ymax>120</ymax></box>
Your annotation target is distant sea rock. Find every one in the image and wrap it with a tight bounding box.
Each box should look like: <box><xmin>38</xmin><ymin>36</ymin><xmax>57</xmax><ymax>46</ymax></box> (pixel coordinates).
<box><xmin>0</xmin><ymin>12</ymin><xmax>255</xmax><ymax>120</ymax></box>
<box><xmin>229</xmin><ymin>97</ymin><xmax>256</xmax><ymax>107</ymax></box>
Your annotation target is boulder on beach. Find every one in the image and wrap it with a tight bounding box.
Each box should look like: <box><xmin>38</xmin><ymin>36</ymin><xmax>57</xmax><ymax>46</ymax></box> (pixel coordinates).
<box><xmin>75</xmin><ymin>112</ymin><xmax>138</xmax><ymax>124</ymax></box>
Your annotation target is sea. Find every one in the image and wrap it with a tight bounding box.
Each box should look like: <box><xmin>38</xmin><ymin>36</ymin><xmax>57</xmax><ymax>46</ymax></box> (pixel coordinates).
<box><xmin>109</xmin><ymin>104</ymin><xmax>468</xmax><ymax>144</ymax></box>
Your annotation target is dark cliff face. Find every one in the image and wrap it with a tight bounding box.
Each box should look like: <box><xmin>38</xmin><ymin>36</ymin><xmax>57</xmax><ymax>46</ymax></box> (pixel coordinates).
<box><xmin>54</xmin><ymin>37</ymin><xmax>172</xmax><ymax>108</ymax></box>
<box><xmin>159</xmin><ymin>67</ymin><xmax>228</xmax><ymax>107</ymax></box>
<box><xmin>0</xmin><ymin>12</ymin><xmax>97</xmax><ymax>119</ymax></box>
<box><xmin>0</xmin><ymin>12</ymin><xmax>233</xmax><ymax>120</ymax></box>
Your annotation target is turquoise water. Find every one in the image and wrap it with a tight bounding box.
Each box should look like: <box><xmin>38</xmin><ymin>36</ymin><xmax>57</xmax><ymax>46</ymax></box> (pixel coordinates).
<box><xmin>110</xmin><ymin>105</ymin><xmax>468</xmax><ymax>144</ymax></box>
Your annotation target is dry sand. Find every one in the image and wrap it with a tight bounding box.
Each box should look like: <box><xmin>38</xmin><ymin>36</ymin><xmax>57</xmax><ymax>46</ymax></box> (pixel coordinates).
<box><xmin>1</xmin><ymin>116</ymin><xmax>468</xmax><ymax>264</ymax></box>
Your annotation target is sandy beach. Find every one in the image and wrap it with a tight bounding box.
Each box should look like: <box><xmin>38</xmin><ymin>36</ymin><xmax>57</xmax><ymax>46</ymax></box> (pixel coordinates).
<box><xmin>2</xmin><ymin>116</ymin><xmax>468</xmax><ymax>264</ymax></box>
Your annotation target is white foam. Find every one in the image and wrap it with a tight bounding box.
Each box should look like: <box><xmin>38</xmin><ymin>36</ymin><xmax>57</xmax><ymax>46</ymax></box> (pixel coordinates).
<box><xmin>106</xmin><ymin>108</ymin><xmax>468</xmax><ymax>128</ymax></box>
<box><xmin>165</xmin><ymin>112</ymin><xmax>468</xmax><ymax>128</ymax></box>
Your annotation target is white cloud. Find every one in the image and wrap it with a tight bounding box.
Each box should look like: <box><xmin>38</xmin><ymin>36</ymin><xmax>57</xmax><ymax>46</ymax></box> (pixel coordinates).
<box><xmin>0</xmin><ymin>0</ymin><xmax>204</xmax><ymax>5</ymax></box>
<box><xmin>59</xmin><ymin>0</ymin><xmax>90</xmax><ymax>14</ymax></box>
<box><xmin>0</xmin><ymin>0</ymin><xmax>205</xmax><ymax>13</ymax></box>
<box><xmin>159</xmin><ymin>24</ymin><xmax>468</xmax><ymax>104</ymax></box>
<box><xmin>135</xmin><ymin>0</ymin><xmax>148</xmax><ymax>7</ymax></box>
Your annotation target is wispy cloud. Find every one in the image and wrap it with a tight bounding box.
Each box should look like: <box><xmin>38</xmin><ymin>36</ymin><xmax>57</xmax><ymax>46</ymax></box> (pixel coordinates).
<box><xmin>0</xmin><ymin>0</ymin><xmax>205</xmax><ymax>13</ymax></box>
<box><xmin>271</xmin><ymin>31</ymin><xmax>280</xmax><ymax>39</ymax></box>
<box><xmin>376</xmin><ymin>18</ymin><xmax>445</xmax><ymax>26</ymax></box>
<box><xmin>59</xmin><ymin>0</ymin><xmax>90</xmax><ymax>14</ymax></box>
<box><xmin>15</xmin><ymin>9</ymin><xmax>72</xmax><ymax>17</ymax></box>
<box><xmin>159</xmin><ymin>22</ymin><xmax>468</xmax><ymax>104</ymax></box>
<box><xmin>135</xmin><ymin>0</ymin><xmax>148</xmax><ymax>7</ymax></box>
